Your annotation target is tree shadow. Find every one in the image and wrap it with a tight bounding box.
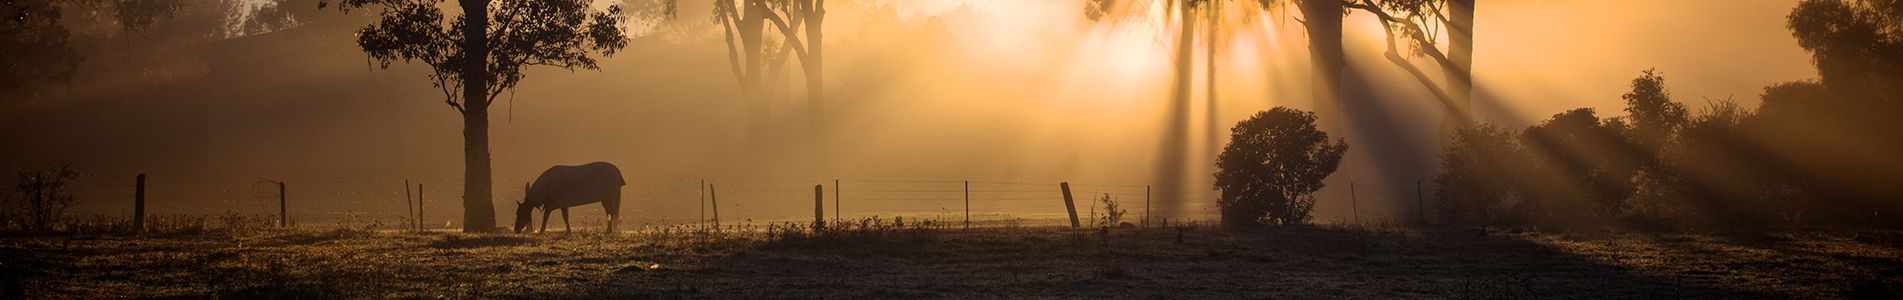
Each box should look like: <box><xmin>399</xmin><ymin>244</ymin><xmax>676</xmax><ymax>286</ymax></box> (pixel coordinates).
<box><xmin>553</xmin><ymin>226</ymin><xmax>1810</xmax><ymax>298</ymax></box>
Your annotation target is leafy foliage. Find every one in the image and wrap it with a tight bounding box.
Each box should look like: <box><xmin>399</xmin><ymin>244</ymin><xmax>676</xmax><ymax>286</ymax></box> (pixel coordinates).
<box><xmin>1521</xmin><ymin>109</ymin><xmax>1638</xmax><ymax>220</ymax></box>
<box><xmin>1</xmin><ymin>0</ymin><xmax>84</xmax><ymax>98</ymax></box>
<box><xmin>1435</xmin><ymin>123</ymin><xmax>1525</xmax><ymax>224</ymax></box>
<box><xmin>1214</xmin><ymin>107</ymin><xmax>1348</xmax><ymax>226</ymax></box>
<box><xmin>323</xmin><ymin>0</ymin><xmax>629</xmax><ymax>112</ymax></box>
<box><xmin>1766</xmin><ymin>0</ymin><xmax>1903</xmax><ymax>223</ymax></box>
<box><xmin>1622</xmin><ymin>69</ymin><xmax>1688</xmax><ymax>151</ymax></box>
<box><xmin>1788</xmin><ymin>0</ymin><xmax>1903</xmax><ymax>106</ymax></box>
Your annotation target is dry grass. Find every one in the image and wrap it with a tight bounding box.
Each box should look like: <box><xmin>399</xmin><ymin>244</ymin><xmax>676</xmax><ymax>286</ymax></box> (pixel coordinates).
<box><xmin>2</xmin><ymin>219</ymin><xmax>1900</xmax><ymax>298</ymax></box>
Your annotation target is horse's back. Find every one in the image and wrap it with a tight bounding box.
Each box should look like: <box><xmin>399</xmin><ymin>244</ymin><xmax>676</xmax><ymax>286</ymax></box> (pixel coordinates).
<box><xmin>537</xmin><ymin>162</ymin><xmax>625</xmax><ymax>208</ymax></box>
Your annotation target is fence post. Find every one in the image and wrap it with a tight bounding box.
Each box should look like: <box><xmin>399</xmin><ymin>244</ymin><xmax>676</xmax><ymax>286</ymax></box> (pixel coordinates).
<box><xmin>814</xmin><ymin>184</ymin><xmax>825</xmax><ymax>229</ymax></box>
<box><xmin>1349</xmin><ymin>182</ymin><xmax>1360</xmax><ymax>226</ymax></box>
<box><xmin>963</xmin><ymin>180</ymin><xmax>970</xmax><ymax>230</ymax></box>
<box><xmin>1060</xmin><ymin>182</ymin><xmax>1079</xmax><ymax>229</ymax></box>
<box><xmin>834</xmin><ymin>179</ymin><xmax>840</xmax><ymax>224</ymax></box>
<box><xmin>1416</xmin><ymin>181</ymin><xmax>1426</xmax><ymax>225</ymax></box>
<box><xmin>710</xmin><ymin>184</ymin><xmax>720</xmax><ymax>227</ymax></box>
<box><xmin>404</xmin><ymin>180</ymin><xmax>414</xmax><ymax>232</ymax></box>
<box><xmin>278</xmin><ymin>181</ymin><xmax>288</xmax><ymax>227</ymax></box>
<box><xmin>1144</xmin><ymin>185</ymin><xmax>1151</xmax><ymax>227</ymax></box>
<box><xmin>134</xmin><ymin>174</ymin><xmax>145</xmax><ymax>233</ymax></box>
<box><xmin>699</xmin><ymin>179</ymin><xmax>706</xmax><ymax>227</ymax></box>
<box><xmin>417</xmin><ymin>183</ymin><xmax>425</xmax><ymax>231</ymax></box>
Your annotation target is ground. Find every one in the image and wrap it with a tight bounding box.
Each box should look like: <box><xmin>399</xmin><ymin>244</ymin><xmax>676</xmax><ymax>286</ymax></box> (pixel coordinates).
<box><xmin>3</xmin><ymin>222</ymin><xmax>1901</xmax><ymax>298</ymax></box>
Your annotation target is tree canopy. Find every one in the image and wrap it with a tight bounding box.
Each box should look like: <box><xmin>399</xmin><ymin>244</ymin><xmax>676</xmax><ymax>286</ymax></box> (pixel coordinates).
<box><xmin>324</xmin><ymin>0</ymin><xmax>628</xmax><ymax>112</ymax></box>
<box><xmin>1215</xmin><ymin>107</ymin><xmax>1348</xmax><ymax>226</ymax></box>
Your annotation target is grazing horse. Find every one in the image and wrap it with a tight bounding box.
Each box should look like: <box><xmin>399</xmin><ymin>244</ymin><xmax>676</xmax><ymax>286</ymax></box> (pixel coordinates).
<box><xmin>515</xmin><ymin>162</ymin><xmax>625</xmax><ymax>233</ymax></box>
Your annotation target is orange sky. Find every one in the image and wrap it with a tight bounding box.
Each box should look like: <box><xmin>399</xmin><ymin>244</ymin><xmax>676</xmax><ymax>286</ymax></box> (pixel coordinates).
<box><xmin>1467</xmin><ymin>0</ymin><xmax>1815</xmax><ymax>123</ymax></box>
<box><xmin>883</xmin><ymin>0</ymin><xmax>1819</xmax><ymax>124</ymax></box>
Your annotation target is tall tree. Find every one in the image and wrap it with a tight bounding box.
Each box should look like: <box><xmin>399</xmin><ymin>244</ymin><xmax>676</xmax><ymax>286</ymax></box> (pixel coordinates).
<box><xmin>1772</xmin><ymin>0</ymin><xmax>1903</xmax><ymax>220</ymax></box>
<box><xmin>1298</xmin><ymin>0</ymin><xmax>1345</xmax><ymax>132</ymax></box>
<box><xmin>796</xmin><ymin>0</ymin><xmax>824</xmax><ymax>151</ymax></box>
<box><xmin>1618</xmin><ymin>69</ymin><xmax>1686</xmax><ymax>217</ymax></box>
<box><xmin>325</xmin><ymin>0</ymin><xmax>628</xmax><ymax>232</ymax></box>
<box><xmin>711</xmin><ymin>0</ymin><xmax>822</xmax><ymax>142</ymax></box>
<box><xmin>1445</xmin><ymin>0</ymin><xmax>1473</xmax><ymax>139</ymax></box>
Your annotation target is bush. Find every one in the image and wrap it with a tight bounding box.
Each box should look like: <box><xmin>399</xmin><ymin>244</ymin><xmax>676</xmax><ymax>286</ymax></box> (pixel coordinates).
<box><xmin>1436</xmin><ymin>123</ymin><xmax>1529</xmax><ymax>225</ymax></box>
<box><xmin>1520</xmin><ymin>108</ymin><xmax>1640</xmax><ymax>223</ymax></box>
<box><xmin>1095</xmin><ymin>193</ymin><xmax>1126</xmax><ymax>227</ymax></box>
<box><xmin>1214</xmin><ymin>107</ymin><xmax>1348</xmax><ymax>227</ymax></box>
<box><xmin>8</xmin><ymin>164</ymin><xmax>79</xmax><ymax>232</ymax></box>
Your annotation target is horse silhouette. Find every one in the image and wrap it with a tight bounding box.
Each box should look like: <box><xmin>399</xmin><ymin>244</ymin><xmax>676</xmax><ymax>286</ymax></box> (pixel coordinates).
<box><xmin>515</xmin><ymin>162</ymin><xmax>625</xmax><ymax>233</ymax></box>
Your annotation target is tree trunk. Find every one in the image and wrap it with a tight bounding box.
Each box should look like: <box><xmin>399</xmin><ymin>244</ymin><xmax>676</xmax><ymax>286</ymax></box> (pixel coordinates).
<box><xmin>741</xmin><ymin>0</ymin><xmax>768</xmax><ymax>140</ymax></box>
<box><xmin>1153</xmin><ymin>2</ymin><xmax>1196</xmax><ymax>218</ymax></box>
<box><xmin>1302</xmin><ymin>0</ymin><xmax>1345</xmax><ymax>133</ymax></box>
<box><xmin>1204</xmin><ymin>0</ymin><xmax>1220</xmax><ymax>161</ymax></box>
<box><xmin>1441</xmin><ymin>0</ymin><xmax>1475</xmax><ymax>142</ymax></box>
<box><xmin>805</xmin><ymin>1</ymin><xmax>825</xmax><ymax>171</ymax></box>
<box><xmin>459</xmin><ymin>0</ymin><xmax>496</xmax><ymax>233</ymax></box>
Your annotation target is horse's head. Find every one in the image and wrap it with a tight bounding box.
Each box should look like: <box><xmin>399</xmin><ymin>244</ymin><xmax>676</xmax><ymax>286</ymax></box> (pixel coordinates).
<box><xmin>513</xmin><ymin>200</ymin><xmax>535</xmax><ymax>233</ymax></box>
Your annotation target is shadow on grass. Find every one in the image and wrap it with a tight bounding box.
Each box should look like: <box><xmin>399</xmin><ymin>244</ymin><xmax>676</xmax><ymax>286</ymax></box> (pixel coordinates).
<box><xmin>429</xmin><ymin>234</ymin><xmax>538</xmax><ymax>249</ymax></box>
<box><xmin>565</xmin><ymin>224</ymin><xmax>1784</xmax><ymax>298</ymax></box>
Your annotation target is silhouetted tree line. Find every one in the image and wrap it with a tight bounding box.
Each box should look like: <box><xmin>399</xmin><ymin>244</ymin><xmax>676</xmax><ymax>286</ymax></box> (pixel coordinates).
<box><xmin>1436</xmin><ymin>0</ymin><xmax>1903</xmax><ymax>229</ymax></box>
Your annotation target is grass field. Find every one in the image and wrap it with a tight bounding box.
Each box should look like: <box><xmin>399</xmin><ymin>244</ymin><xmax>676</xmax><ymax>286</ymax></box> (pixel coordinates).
<box><xmin>3</xmin><ymin>221</ymin><xmax>1901</xmax><ymax>298</ymax></box>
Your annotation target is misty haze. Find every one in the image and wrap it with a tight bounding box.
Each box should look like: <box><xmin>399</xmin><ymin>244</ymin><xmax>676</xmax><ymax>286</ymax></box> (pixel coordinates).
<box><xmin>2</xmin><ymin>0</ymin><xmax>1900</xmax><ymax>298</ymax></box>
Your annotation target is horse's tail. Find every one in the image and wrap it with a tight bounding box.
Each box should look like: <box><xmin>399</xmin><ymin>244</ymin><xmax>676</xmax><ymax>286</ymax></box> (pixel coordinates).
<box><xmin>605</xmin><ymin>186</ymin><xmax>622</xmax><ymax>217</ymax></box>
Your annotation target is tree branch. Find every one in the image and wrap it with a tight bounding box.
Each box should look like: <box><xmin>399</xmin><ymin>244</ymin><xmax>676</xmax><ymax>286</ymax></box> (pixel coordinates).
<box><xmin>760</xmin><ymin>9</ymin><xmax>809</xmax><ymax>60</ymax></box>
<box><xmin>1350</xmin><ymin>0</ymin><xmax>1465</xmax><ymax>83</ymax></box>
<box><xmin>717</xmin><ymin>1</ymin><xmax>747</xmax><ymax>86</ymax></box>
<box><xmin>1349</xmin><ymin>0</ymin><xmax>1471</xmax><ymax>125</ymax></box>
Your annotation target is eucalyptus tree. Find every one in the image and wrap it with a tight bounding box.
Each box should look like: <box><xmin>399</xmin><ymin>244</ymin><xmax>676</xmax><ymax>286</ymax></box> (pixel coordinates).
<box><xmin>324</xmin><ymin>0</ymin><xmax>628</xmax><ymax>232</ymax></box>
<box><xmin>709</xmin><ymin>0</ymin><xmax>825</xmax><ymax>141</ymax></box>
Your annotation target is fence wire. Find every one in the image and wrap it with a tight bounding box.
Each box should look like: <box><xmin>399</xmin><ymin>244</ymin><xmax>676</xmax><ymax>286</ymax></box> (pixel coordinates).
<box><xmin>35</xmin><ymin>173</ymin><xmax>1432</xmax><ymax>230</ymax></box>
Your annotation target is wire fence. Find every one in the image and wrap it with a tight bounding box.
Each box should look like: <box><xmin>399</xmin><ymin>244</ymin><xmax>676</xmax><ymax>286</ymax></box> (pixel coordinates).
<box><xmin>28</xmin><ymin>172</ymin><xmax>1435</xmax><ymax>231</ymax></box>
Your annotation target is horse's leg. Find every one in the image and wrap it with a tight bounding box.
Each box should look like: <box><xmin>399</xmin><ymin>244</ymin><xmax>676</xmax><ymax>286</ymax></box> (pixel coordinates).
<box><xmin>540</xmin><ymin>208</ymin><xmax>553</xmax><ymax>233</ymax></box>
<box><xmin>605</xmin><ymin>188</ymin><xmax>622</xmax><ymax>234</ymax></box>
<box><xmin>562</xmin><ymin>207</ymin><xmax>571</xmax><ymax>233</ymax></box>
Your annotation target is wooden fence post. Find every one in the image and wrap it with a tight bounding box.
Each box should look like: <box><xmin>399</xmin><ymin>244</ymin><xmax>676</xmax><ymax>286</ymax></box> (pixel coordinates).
<box><xmin>417</xmin><ymin>183</ymin><xmax>425</xmax><ymax>231</ymax></box>
<box><xmin>404</xmin><ymin>180</ymin><xmax>414</xmax><ymax>232</ymax></box>
<box><xmin>1060</xmin><ymin>182</ymin><xmax>1079</xmax><ymax>229</ymax></box>
<box><xmin>1416</xmin><ymin>181</ymin><xmax>1426</xmax><ymax>225</ymax></box>
<box><xmin>134</xmin><ymin>174</ymin><xmax>145</xmax><ymax>233</ymax></box>
<box><xmin>1144</xmin><ymin>185</ymin><xmax>1151</xmax><ymax>227</ymax></box>
<box><xmin>699</xmin><ymin>179</ymin><xmax>706</xmax><ymax>227</ymax></box>
<box><xmin>834</xmin><ymin>179</ymin><xmax>840</xmax><ymax>224</ymax></box>
<box><xmin>277</xmin><ymin>181</ymin><xmax>287</xmax><ymax>227</ymax></box>
<box><xmin>710</xmin><ymin>184</ymin><xmax>720</xmax><ymax>227</ymax></box>
<box><xmin>814</xmin><ymin>184</ymin><xmax>825</xmax><ymax>229</ymax></box>
<box><xmin>963</xmin><ymin>181</ymin><xmax>970</xmax><ymax>230</ymax></box>
<box><xmin>1350</xmin><ymin>182</ymin><xmax>1360</xmax><ymax>226</ymax></box>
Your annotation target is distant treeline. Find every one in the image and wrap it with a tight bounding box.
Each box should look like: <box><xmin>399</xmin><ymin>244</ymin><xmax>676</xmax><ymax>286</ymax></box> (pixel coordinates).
<box><xmin>1434</xmin><ymin>0</ymin><xmax>1903</xmax><ymax>229</ymax></box>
